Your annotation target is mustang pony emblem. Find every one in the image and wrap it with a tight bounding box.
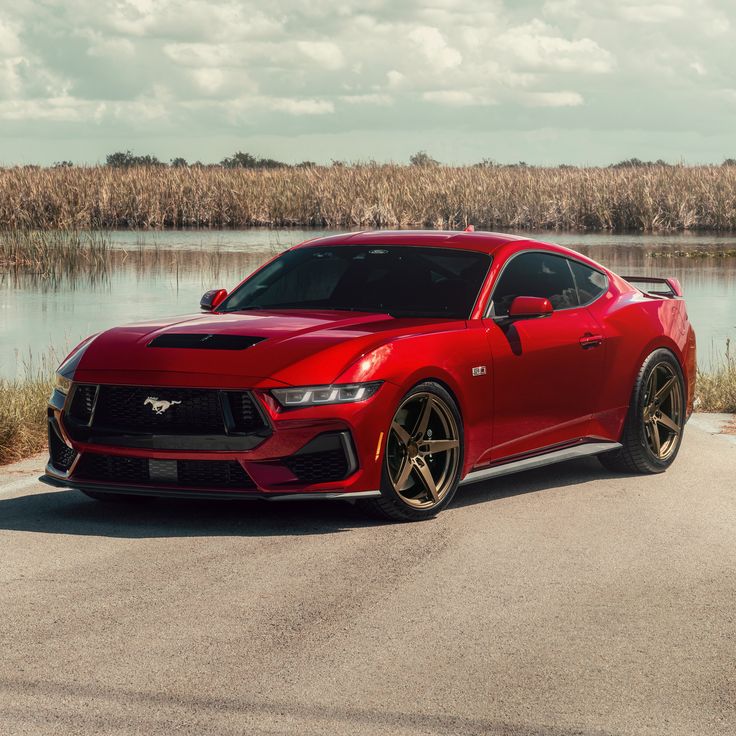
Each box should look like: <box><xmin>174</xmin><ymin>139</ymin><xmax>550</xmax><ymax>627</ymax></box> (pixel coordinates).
<box><xmin>144</xmin><ymin>397</ymin><xmax>182</xmax><ymax>415</ymax></box>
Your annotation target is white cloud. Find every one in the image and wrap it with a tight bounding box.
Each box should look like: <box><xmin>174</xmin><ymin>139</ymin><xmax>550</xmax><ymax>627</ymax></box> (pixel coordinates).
<box><xmin>523</xmin><ymin>90</ymin><xmax>584</xmax><ymax>107</ymax></box>
<box><xmin>618</xmin><ymin>3</ymin><xmax>685</xmax><ymax>23</ymax></box>
<box><xmin>690</xmin><ymin>61</ymin><xmax>707</xmax><ymax>76</ymax></box>
<box><xmin>386</xmin><ymin>70</ymin><xmax>405</xmax><ymax>89</ymax></box>
<box><xmin>340</xmin><ymin>93</ymin><xmax>392</xmax><ymax>105</ymax></box>
<box><xmin>163</xmin><ymin>43</ymin><xmax>240</xmax><ymax>68</ymax></box>
<box><xmin>0</xmin><ymin>58</ymin><xmax>25</xmax><ymax>98</ymax></box>
<box><xmin>107</xmin><ymin>1</ymin><xmax>282</xmax><ymax>41</ymax></box>
<box><xmin>499</xmin><ymin>20</ymin><xmax>614</xmax><ymax>73</ymax></box>
<box><xmin>422</xmin><ymin>90</ymin><xmax>493</xmax><ymax>107</ymax></box>
<box><xmin>297</xmin><ymin>41</ymin><xmax>344</xmax><ymax>70</ymax></box>
<box><xmin>408</xmin><ymin>27</ymin><xmax>462</xmax><ymax>71</ymax></box>
<box><xmin>0</xmin><ymin>96</ymin><xmax>99</xmax><ymax>121</ymax></box>
<box><xmin>0</xmin><ymin>17</ymin><xmax>23</xmax><ymax>57</ymax></box>
<box><xmin>190</xmin><ymin>67</ymin><xmax>225</xmax><ymax>93</ymax></box>
<box><xmin>267</xmin><ymin>97</ymin><xmax>335</xmax><ymax>115</ymax></box>
<box><xmin>543</xmin><ymin>0</ymin><xmax>580</xmax><ymax>17</ymax></box>
<box><xmin>86</xmin><ymin>36</ymin><xmax>135</xmax><ymax>58</ymax></box>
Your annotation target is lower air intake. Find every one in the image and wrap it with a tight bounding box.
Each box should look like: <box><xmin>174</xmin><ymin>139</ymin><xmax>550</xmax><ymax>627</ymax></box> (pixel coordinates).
<box><xmin>75</xmin><ymin>453</ymin><xmax>257</xmax><ymax>490</ymax></box>
<box><xmin>48</xmin><ymin>420</ymin><xmax>77</xmax><ymax>472</ymax></box>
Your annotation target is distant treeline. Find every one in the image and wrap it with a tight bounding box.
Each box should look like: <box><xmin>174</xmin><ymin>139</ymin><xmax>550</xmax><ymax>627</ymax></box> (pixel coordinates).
<box><xmin>2</xmin><ymin>162</ymin><xmax>736</xmax><ymax>232</ymax></box>
<box><xmin>40</xmin><ymin>150</ymin><xmax>736</xmax><ymax>170</ymax></box>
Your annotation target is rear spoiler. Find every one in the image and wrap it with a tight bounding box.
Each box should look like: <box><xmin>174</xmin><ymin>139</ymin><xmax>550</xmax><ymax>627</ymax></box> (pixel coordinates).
<box><xmin>623</xmin><ymin>276</ymin><xmax>683</xmax><ymax>298</ymax></box>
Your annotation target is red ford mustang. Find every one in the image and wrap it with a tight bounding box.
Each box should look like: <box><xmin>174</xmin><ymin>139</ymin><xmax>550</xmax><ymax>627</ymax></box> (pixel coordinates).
<box><xmin>43</xmin><ymin>230</ymin><xmax>696</xmax><ymax>521</ymax></box>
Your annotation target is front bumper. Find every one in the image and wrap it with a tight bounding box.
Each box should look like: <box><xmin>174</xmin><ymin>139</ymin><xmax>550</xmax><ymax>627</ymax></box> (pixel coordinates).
<box><xmin>45</xmin><ymin>380</ymin><xmax>399</xmax><ymax>499</ymax></box>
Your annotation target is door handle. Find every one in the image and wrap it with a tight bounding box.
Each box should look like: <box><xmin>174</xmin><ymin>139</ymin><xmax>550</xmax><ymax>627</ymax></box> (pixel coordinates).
<box><xmin>579</xmin><ymin>333</ymin><xmax>604</xmax><ymax>349</ymax></box>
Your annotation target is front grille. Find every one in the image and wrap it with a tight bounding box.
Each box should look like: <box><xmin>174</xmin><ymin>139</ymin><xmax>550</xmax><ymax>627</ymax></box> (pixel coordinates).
<box><xmin>68</xmin><ymin>384</ymin><xmax>97</xmax><ymax>424</ymax></box>
<box><xmin>75</xmin><ymin>453</ymin><xmax>257</xmax><ymax>490</ymax></box>
<box><xmin>66</xmin><ymin>385</ymin><xmax>268</xmax><ymax>437</ymax></box>
<box><xmin>94</xmin><ymin>386</ymin><xmax>225</xmax><ymax>434</ymax></box>
<box><xmin>284</xmin><ymin>448</ymin><xmax>351</xmax><ymax>484</ymax></box>
<box><xmin>48</xmin><ymin>420</ymin><xmax>77</xmax><ymax>471</ymax></box>
<box><xmin>63</xmin><ymin>384</ymin><xmax>269</xmax><ymax>451</ymax></box>
<box><xmin>226</xmin><ymin>391</ymin><xmax>262</xmax><ymax>433</ymax></box>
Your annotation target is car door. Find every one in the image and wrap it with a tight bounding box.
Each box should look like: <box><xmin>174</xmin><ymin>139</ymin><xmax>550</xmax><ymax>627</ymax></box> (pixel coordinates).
<box><xmin>482</xmin><ymin>250</ymin><xmax>607</xmax><ymax>461</ymax></box>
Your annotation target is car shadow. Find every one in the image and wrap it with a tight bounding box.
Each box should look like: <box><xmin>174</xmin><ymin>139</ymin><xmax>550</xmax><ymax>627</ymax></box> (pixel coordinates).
<box><xmin>452</xmin><ymin>456</ymin><xmax>637</xmax><ymax>510</ymax></box>
<box><xmin>0</xmin><ymin>456</ymin><xmax>634</xmax><ymax>540</ymax></box>
<box><xmin>0</xmin><ymin>489</ymin><xmax>385</xmax><ymax>538</ymax></box>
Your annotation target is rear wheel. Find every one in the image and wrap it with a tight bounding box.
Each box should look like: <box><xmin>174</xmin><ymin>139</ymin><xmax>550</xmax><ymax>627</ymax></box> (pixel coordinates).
<box><xmin>599</xmin><ymin>349</ymin><xmax>685</xmax><ymax>474</ymax></box>
<box><xmin>361</xmin><ymin>382</ymin><xmax>463</xmax><ymax>522</ymax></box>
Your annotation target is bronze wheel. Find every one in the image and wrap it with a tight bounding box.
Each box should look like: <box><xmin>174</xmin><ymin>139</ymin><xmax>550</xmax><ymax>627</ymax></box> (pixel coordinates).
<box><xmin>641</xmin><ymin>361</ymin><xmax>683</xmax><ymax>461</ymax></box>
<box><xmin>386</xmin><ymin>391</ymin><xmax>461</xmax><ymax>510</ymax></box>
<box><xmin>599</xmin><ymin>349</ymin><xmax>686</xmax><ymax>474</ymax></box>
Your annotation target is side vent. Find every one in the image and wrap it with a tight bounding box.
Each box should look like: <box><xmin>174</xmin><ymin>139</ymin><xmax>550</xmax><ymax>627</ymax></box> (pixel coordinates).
<box><xmin>147</xmin><ymin>334</ymin><xmax>265</xmax><ymax>350</ymax></box>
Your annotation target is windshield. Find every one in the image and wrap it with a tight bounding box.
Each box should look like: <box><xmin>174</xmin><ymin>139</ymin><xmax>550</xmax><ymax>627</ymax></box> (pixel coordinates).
<box><xmin>220</xmin><ymin>245</ymin><xmax>492</xmax><ymax>319</ymax></box>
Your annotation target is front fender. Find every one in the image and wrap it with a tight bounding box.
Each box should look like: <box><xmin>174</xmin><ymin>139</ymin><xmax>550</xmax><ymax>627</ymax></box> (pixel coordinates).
<box><xmin>335</xmin><ymin>323</ymin><xmax>492</xmax><ymax>476</ymax></box>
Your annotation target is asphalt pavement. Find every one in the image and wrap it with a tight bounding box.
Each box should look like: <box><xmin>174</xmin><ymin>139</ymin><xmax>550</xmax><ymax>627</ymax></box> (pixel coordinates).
<box><xmin>1</xmin><ymin>415</ymin><xmax>734</xmax><ymax>736</ymax></box>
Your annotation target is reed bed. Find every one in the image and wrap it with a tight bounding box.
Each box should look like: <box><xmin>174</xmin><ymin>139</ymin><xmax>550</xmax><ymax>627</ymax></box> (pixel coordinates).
<box><xmin>0</xmin><ymin>230</ymin><xmax>269</xmax><ymax>284</ymax></box>
<box><xmin>1</xmin><ymin>164</ymin><xmax>736</xmax><ymax>231</ymax></box>
<box><xmin>0</xmin><ymin>229</ymin><xmax>109</xmax><ymax>275</ymax></box>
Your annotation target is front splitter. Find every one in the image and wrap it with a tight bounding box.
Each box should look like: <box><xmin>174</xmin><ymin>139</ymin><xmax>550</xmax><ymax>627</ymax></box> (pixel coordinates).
<box><xmin>39</xmin><ymin>473</ymin><xmax>381</xmax><ymax>502</ymax></box>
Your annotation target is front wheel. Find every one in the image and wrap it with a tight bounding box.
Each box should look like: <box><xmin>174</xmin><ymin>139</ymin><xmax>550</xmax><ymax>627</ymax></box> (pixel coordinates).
<box><xmin>599</xmin><ymin>349</ymin><xmax>686</xmax><ymax>474</ymax></box>
<box><xmin>360</xmin><ymin>382</ymin><xmax>464</xmax><ymax>522</ymax></box>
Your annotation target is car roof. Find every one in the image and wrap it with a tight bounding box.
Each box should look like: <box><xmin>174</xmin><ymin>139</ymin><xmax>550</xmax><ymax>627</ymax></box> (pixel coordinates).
<box><xmin>293</xmin><ymin>229</ymin><xmax>534</xmax><ymax>255</ymax></box>
<box><xmin>291</xmin><ymin>230</ymin><xmax>613</xmax><ymax>276</ymax></box>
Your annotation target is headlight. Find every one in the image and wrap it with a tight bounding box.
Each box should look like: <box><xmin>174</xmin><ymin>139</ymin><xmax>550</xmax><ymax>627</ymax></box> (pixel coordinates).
<box><xmin>271</xmin><ymin>382</ymin><xmax>382</xmax><ymax>408</ymax></box>
<box><xmin>53</xmin><ymin>372</ymin><xmax>72</xmax><ymax>395</ymax></box>
<box><xmin>54</xmin><ymin>334</ymin><xmax>97</xmax><ymax>388</ymax></box>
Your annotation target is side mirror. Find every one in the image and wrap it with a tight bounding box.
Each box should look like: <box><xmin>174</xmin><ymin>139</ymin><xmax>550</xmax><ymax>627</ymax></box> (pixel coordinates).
<box><xmin>508</xmin><ymin>296</ymin><xmax>553</xmax><ymax>319</ymax></box>
<box><xmin>200</xmin><ymin>289</ymin><xmax>227</xmax><ymax>311</ymax></box>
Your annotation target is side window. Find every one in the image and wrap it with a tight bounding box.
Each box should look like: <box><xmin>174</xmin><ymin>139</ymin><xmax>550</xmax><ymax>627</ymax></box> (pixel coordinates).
<box><xmin>491</xmin><ymin>252</ymin><xmax>579</xmax><ymax>317</ymax></box>
<box><xmin>568</xmin><ymin>259</ymin><xmax>608</xmax><ymax>305</ymax></box>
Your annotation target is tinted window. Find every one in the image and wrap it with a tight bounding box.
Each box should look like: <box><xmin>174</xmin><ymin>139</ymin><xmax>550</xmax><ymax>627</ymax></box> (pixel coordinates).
<box><xmin>568</xmin><ymin>259</ymin><xmax>608</xmax><ymax>305</ymax></box>
<box><xmin>491</xmin><ymin>252</ymin><xmax>578</xmax><ymax>317</ymax></box>
<box><xmin>221</xmin><ymin>246</ymin><xmax>491</xmax><ymax>319</ymax></box>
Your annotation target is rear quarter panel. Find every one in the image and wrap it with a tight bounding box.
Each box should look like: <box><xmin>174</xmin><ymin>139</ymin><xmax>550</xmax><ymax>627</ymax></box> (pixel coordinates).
<box><xmin>587</xmin><ymin>274</ymin><xmax>696</xmax><ymax>438</ymax></box>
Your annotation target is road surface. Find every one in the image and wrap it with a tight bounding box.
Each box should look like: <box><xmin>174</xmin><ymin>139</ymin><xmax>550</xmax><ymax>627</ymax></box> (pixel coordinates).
<box><xmin>1</xmin><ymin>415</ymin><xmax>734</xmax><ymax>735</ymax></box>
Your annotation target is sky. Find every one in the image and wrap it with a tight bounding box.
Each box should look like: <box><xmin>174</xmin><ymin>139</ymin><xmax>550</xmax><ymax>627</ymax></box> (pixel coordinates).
<box><xmin>1</xmin><ymin>0</ymin><xmax>735</xmax><ymax>166</ymax></box>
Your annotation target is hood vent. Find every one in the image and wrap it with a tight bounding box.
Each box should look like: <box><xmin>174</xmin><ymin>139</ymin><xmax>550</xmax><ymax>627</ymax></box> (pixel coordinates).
<box><xmin>147</xmin><ymin>334</ymin><xmax>265</xmax><ymax>350</ymax></box>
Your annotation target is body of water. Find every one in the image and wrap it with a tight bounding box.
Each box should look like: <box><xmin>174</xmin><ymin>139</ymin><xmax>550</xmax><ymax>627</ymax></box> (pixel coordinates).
<box><xmin>1</xmin><ymin>229</ymin><xmax>734</xmax><ymax>378</ymax></box>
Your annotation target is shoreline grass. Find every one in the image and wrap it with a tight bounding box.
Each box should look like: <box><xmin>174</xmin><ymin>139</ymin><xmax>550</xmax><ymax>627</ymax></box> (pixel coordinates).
<box><xmin>0</xmin><ymin>229</ymin><xmax>109</xmax><ymax>275</ymax></box>
<box><xmin>2</xmin><ymin>163</ymin><xmax>736</xmax><ymax>232</ymax></box>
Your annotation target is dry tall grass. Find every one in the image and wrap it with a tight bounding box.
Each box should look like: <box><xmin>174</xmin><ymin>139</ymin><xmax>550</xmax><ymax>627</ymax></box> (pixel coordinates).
<box><xmin>1</xmin><ymin>164</ymin><xmax>736</xmax><ymax>231</ymax></box>
<box><xmin>696</xmin><ymin>341</ymin><xmax>736</xmax><ymax>414</ymax></box>
<box><xmin>0</xmin><ymin>371</ymin><xmax>52</xmax><ymax>465</ymax></box>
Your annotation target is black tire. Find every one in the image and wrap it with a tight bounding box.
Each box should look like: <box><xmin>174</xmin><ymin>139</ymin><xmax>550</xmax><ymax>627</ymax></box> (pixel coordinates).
<box><xmin>359</xmin><ymin>381</ymin><xmax>464</xmax><ymax>522</ymax></box>
<box><xmin>599</xmin><ymin>348</ymin><xmax>686</xmax><ymax>474</ymax></box>
<box><xmin>80</xmin><ymin>490</ymin><xmax>150</xmax><ymax>503</ymax></box>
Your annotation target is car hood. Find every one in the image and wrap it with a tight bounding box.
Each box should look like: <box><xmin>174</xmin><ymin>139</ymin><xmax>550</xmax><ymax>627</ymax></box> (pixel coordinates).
<box><xmin>73</xmin><ymin>309</ymin><xmax>460</xmax><ymax>388</ymax></box>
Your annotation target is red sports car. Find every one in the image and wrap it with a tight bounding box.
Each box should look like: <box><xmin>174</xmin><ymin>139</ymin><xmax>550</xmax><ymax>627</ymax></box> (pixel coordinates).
<box><xmin>43</xmin><ymin>230</ymin><xmax>696</xmax><ymax>521</ymax></box>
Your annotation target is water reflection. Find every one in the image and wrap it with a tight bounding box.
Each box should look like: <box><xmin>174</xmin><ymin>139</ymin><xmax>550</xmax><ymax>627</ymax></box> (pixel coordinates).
<box><xmin>1</xmin><ymin>229</ymin><xmax>734</xmax><ymax>378</ymax></box>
